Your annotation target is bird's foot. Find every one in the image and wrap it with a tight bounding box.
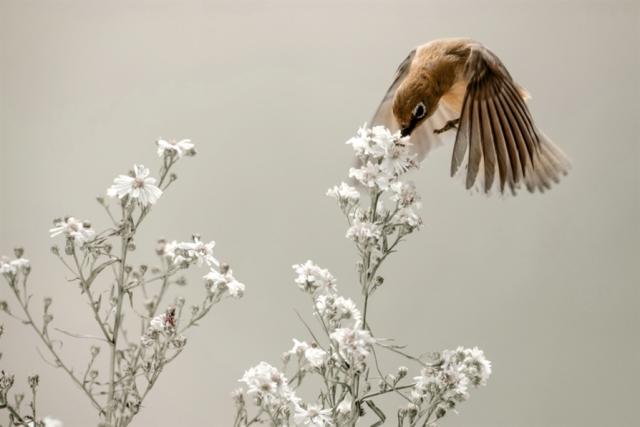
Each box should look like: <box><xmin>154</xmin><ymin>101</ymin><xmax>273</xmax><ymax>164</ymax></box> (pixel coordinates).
<box><xmin>434</xmin><ymin>118</ymin><xmax>460</xmax><ymax>134</ymax></box>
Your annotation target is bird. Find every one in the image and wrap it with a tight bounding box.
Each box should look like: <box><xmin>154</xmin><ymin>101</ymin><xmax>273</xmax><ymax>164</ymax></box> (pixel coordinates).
<box><xmin>371</xmin><ymin>38</ymin><xmax>569</xmax><ymax>194</ymax></box>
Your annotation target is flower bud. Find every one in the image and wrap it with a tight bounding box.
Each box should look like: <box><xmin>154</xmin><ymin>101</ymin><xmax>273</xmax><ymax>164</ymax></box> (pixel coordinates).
<box><xmin>13</xmin><ymin>248</ymin><xmax>24</xmax><ymax>259</ymax></box>
<box><xmin>27</xmin><ymin>375</ymin><xmax>39</xmax><ymax>388</ymax></box>
<box><xmin>90</xmin><ymin>345</ymin><xmax>101</xmax><ymax>357</ymax></box>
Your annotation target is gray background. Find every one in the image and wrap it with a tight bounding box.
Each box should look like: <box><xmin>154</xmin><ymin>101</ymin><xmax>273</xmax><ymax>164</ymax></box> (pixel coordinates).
<box><xmin>1</xmin><ymin>0</ymin><xmax>638</xmax><ymax>426</ymax></box>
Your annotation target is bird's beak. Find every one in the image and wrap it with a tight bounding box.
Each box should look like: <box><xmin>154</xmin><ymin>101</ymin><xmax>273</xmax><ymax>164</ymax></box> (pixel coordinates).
<box><xmin>400</xmin><ymin>117</ymin><xmax>418</xmax><ymax>137</ymax></box>
<box><xmin>400</xmin><ymin>123</ymin><xmax>414</xmax><ymax>137</ymax></box>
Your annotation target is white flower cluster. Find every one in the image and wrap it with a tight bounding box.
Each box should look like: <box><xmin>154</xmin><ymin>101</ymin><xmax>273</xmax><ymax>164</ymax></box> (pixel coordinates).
<box><xmin>284</xmin><ymin>339</ymin><xmax>328</xmax><ymax>370</ymax></box>
<box><xmin>203</xmin><ymin>265</ymin><xmax>245</xmax><ymax>298</ymax></box>
<box><xmin>292</xmin><ymin>260</ymin><xmax>337</xmax><ymax>295</ymax></box>
<box><xmin>328</xmin><ymin>124</ymin><xmax>423</xmax><ymax>249</ymax></box>
<box><xmin>411</xmin><ymin>347</ymin><xmax>492</xmax><ymax>418</ymax></box>
<box><xmin>0</xmin><ymin>255</ymin><xmax>30</xmax><ymax>279</ymax></box>
<box><xmin>234</xmin><ymin>126</ymin><xmax>490</xmax><ymax>426</ymax></box>
<box><xmin>156</xmin><ymin>138</ymin><xmax>195</xmax><ymax>158</ymax></box>
<box><xmin>239</xmin><ymin>362</ymin><xmax>300</xmax><ymax>415</ymax></box>
<box><xmin>330</xmin><ymin>322</ymin><xmax>375</xmax><ymax>372</ymax></box>
<box><xmin>347</xmin><ymin>124</ymin><xmax>417</xmax><ymax>190</ymax></box>
<box><xmin>49</xmin><ymin>217</ymin><xmax>96</xmax><ymax>244</ymax></box>
<box><xmin>160</xmin><ymin>236</ymin><xmax>218</xmax><ymax>267</ymax></box>
<box><xmin>140</xmin><ymin>307</ymin><xmax>185</xmax><ymax>348</ymax></box>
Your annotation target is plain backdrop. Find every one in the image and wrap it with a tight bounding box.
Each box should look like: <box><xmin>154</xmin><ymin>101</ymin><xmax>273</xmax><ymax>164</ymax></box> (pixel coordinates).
<box><xmin>1</xmin><ymin>0</ymin><xmax>639</xmax><ymax>426</ymax></box>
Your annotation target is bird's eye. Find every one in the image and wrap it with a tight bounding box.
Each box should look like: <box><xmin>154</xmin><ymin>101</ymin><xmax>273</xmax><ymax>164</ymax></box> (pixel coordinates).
<box><xmin>412</xmin><ymin>102</ymin><xmax>427</xmax><ymax>119</ymax></box>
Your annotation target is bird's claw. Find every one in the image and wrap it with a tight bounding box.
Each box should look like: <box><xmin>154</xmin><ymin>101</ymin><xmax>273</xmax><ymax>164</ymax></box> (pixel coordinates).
<box><xmin>434</xmin><ymin>118</ymin><xmax>460</xmax><ymax>134</ymax></box>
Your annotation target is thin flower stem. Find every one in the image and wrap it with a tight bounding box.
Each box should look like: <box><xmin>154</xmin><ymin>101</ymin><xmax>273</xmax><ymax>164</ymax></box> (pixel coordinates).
<box><xmin>71</xmin><ymin>249</ymin><xmax>112</xmax><ymax>342</ymax></box>
<box><xmin>106</xmin><ymin>212</ymin><xmax>130</xmax><ymax>423</ymax></box>
<box><xmin>359</xmin><ymin>383</ymin><xmax>415</xmax><ymax>401</ymax></box>
<box><xmin>9</xmin><ymin>282</ymin><xmax>104</xmax><ymax>413</ymax></box>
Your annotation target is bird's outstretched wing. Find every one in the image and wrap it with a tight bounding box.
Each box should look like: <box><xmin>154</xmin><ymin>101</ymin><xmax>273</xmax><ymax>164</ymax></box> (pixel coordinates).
<box><xmin>371</xmin><ymin>48</ymin><xmax>459</xmax><ymax>161</ymax></box>
<box><xmin>371</xmin><ymin>49</ymin><xmax>416</xmax><ymax>129</ymax></box>
<box><xmin>452</xmin><ymin>45</ymin><xmax>569</xmax><ymax>194</ymax></box>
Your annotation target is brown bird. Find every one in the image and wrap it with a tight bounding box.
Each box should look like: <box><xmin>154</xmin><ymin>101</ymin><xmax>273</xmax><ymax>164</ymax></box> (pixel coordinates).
<box><xmin>371</xmin><ymin>38</ymin><xmax>569</xmax><ymax>194</ymax></box>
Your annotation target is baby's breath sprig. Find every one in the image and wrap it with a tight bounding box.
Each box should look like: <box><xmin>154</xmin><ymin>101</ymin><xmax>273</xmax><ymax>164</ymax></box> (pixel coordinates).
<box><xmin>1</xmin><ymin>139</ymin><xmax>245</xmax><ymax>427</ymax></box>
<box><xmin>233</xmin><ymin>125</ymin><xmax>491</xmax><ymax>427</ymax></box>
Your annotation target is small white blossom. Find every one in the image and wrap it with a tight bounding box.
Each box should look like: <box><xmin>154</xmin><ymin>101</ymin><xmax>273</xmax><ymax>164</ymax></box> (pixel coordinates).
<box><xmin>203</xmin><ymin>268</ymin><xmax>245</xmax><ymax>298</ymax></box>
<box><xmin>163</xmin><ymin>236</ymin><xmax>218</xmax><ymax>267</ymax></box>
<box><xmin>285</xmin><ymin>339</ymin><xmax>328</xmax><ymax>369</ymax></box>
<box><xmin>107</xmin><ymin>164</ymin><xmax>162</xmax><ymax>206</ymax></box>
<box><xmin>330</xmin><ymin>323</ymin><xmax>375</xmax><ymax>369</ymax></box>
<box><xmin>315</xmin><ymin>295</ymin><xmax>361</xmax><ymax>324</ymax></box>
<box><xmin>390</xmin><ymin>181</ymin><xmax>420</xmax><ymax>207</ymax></box>
<box><xmin>0</xmin><ymin>257</ymin><xmax>17</xmax><ymax>277</ymax></box>
<box><xmin>349</xmin><ymin>161</ymin><xmax>393</xmax><ymax>190</ymax></box>
<box><xmin>43</xmin><ymin>417</ymin><xmax>63</xmax><ymax>427</ymax></box>
<box><xmin>326</xmin><ymin>182</ymin><xmax>360</xmax><ymax>207</ymax></box>
<box><xmin>28</xmin><ymin>418</ymin><xmax>63</xmax><ymax>427</ymax></box>
<box><xmin>335</xmin><ymin>395</ymin><xmax>353</xmax><ymax>416</ymax></box>
<box><xmin>292</xmin><ymin>261</ymin><xmax>337</xmax><ymax>295</ymax></box>
<box><xmin>345</xmin><ymin>125</ymin><xmax>374</xmax><ymax>158</ymax></box>
<box><xmin>392</xmin><ymin>206</ymin><xmax>422</xmax><ymax>229</ymax></box>
<box><xmin>346</xmin><ymin>219</ymin><xmax>381</xmax><ymax>245</ymax></box>
<box><xmin>239</xmin><ymin>362</ymin><xmax>299</xmax><ymax>410</ymax></box>
<box><xmin>294</xmin><ymin>403</ymin><xmax>333</xmax><ymax>426</ymax></box>
<box><xmin>0</xmin><ymin>256</ymin><xmax>30</xmax><ymax>278</ymax></box>
<box><xmin>141</xmin><ymin>308</ymin><xmax>176</xmax><ymax>346</ymax></box>
<box><xmin>413</xmin><ymin>347</ymin><xmax>491</xmax><ymax>410</ymax></box>
<box><xmin>156</xmin><ymin>138</ymin><xmax>195</xmax><ymax>158</ymax></box>
<box><xmin>49</xmin><ymin>217</ymin><xmax>95</xmax><ymax>244</ymax></box>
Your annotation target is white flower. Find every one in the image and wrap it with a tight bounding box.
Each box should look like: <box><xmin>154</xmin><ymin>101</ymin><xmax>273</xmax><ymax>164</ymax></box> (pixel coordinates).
<box><xmin>164</xmin><ymin>236</ymin><xmax>218</xmax><ymax>267</ymax></box>
<box><xmin>28</xmin><ymin>418</ymin><xmax>63</xmax><ymax>427</ymax></box>
<box><xmin>0</xmin><ymin>256</ymin><xmax>29</xmax><ymax>278</ymax></box>
<box><xmin>392</xmin><ymin>206</ymin><xmax>422</xmax><ymax>229</ymax></box>
<box><xmin>378</xmin><ymin>136</ymin><xmax>416</xmax><ymax>175</ymax></box>
<box><xmin>49</xmin><ymin>217</ymin><xmax>95</xmax><ymax>244</ymax></box>
<box><xmin>288</xmin><ymin>338</ymin><xmax>310</xmax><ymax>356</ymax></box>
<box><xmin>0</xmin><ymin>257</ymin><xmax>16</xmax><ymax>276</ymax></box>
<box><xmin>141</xmin><ymin>308</ymin><xmax>176</xmax><ymax>346</ymax></box>
<box><xmin>345</xmin><ymin>124</ymin><xmax>374</xmax><ymax>158</ymax></box>
<box><xmin>304</xmin><ymin>346</ymin><xmax>328</xmax><ymax>368</ymax></box>
<box><xmin>315</xmin><ymin>295</ymin><xmax>361</xmax><ymax>324</ymax></box>
<box><xmin>335</xmin><ymin>395</ymin><xmax>353</xmax><ymax>415</ymax></box>
<box><xmin>239</xmin><ymin>362</ymin><xmax>299</xmax><ymax>409</ymax></box>
<box><xmin>349</xmin><ymin>161</ymin><xmax>393</xmax><ymax>190</ymax></box>
<box><xmin>156</xmin><ymin>138</ymin><xmax>195</xmax><ymax>158</ymax></box>
<box><xmin>330</xmin><ymin>323</ymin><xmax>375</xmax><ymax>369</ymax></box>
<box><xmin>390</xmin><ymin>181</ymin><xmax>420</xmax><ymax>207</ymax></box>
<box><xmin>345</xmin><ymin>219</ymin><xmax>380</xmax><ymax>245</ymax></box>
<box><xmin>203</xmin><ymin>268</ymin><xmax>245</xmax><ymax>298</ymax></box>
<box><xmin>370</xmin><ymin>125</ymin><xmax>397</xmax><ymax>154</ymax></box>
<box><xmin>326</xmin><ymin>182</ymin><xmax>360</xmax><ymax>207</ymax></box>
<box><xmin>413</xmin><ymin>347</ymin><xmax>491</xmax><ymax>407</ymax></box>
<box><xmin>294</xmin><ymin>403</ymin><xmax>333</xmax><ymax>426</ymax></box>
<box><xmin>43</xmin><ymin>416</ymin><xmax>63</xmax><ymax>427</ymax></box>
<box><xmin>292</xmin><ymin>261</ymin><xmax>337</xmax><ymax>295</ymax></box>
<box><xmin>107</xmin><ymin>164</ymin><xmax>162</xmax><ymax>206</ymax></box>
<box><xmin>286</xmin><ymin>339</ymin><xmax>327</xmax><ymax>369</ymax></box>
<box><xmin>457</xmin><ymin>347</ymin><xmax>492</xmax><ymax>386</ymax></box>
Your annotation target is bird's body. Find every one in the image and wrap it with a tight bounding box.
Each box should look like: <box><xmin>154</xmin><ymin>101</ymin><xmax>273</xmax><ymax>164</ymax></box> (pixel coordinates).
<box><xmin>372</xmin><ymin>38</ymin><xmax>569</xmax><ymax>194</ymax></box>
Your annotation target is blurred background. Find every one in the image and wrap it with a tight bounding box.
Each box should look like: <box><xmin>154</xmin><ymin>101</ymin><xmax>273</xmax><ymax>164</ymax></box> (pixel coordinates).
<box><xmin>1</xmin><ymin>0</ymin><xmax>638</xmax><ymax>426</ymax></box>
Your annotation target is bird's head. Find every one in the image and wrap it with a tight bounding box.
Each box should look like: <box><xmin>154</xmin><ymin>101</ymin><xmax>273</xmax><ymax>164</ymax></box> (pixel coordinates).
<box><xmin>393</xmin><ymin>82</ymin><xmax>436</xmax><ymax>137</ymax></box>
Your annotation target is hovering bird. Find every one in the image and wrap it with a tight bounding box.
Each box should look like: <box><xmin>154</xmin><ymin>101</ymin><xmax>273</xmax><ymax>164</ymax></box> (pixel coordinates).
<box><xmin>371</xmin><ymin>38</ymin><xmax>569</xmax><ymax>194</ymax></box>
